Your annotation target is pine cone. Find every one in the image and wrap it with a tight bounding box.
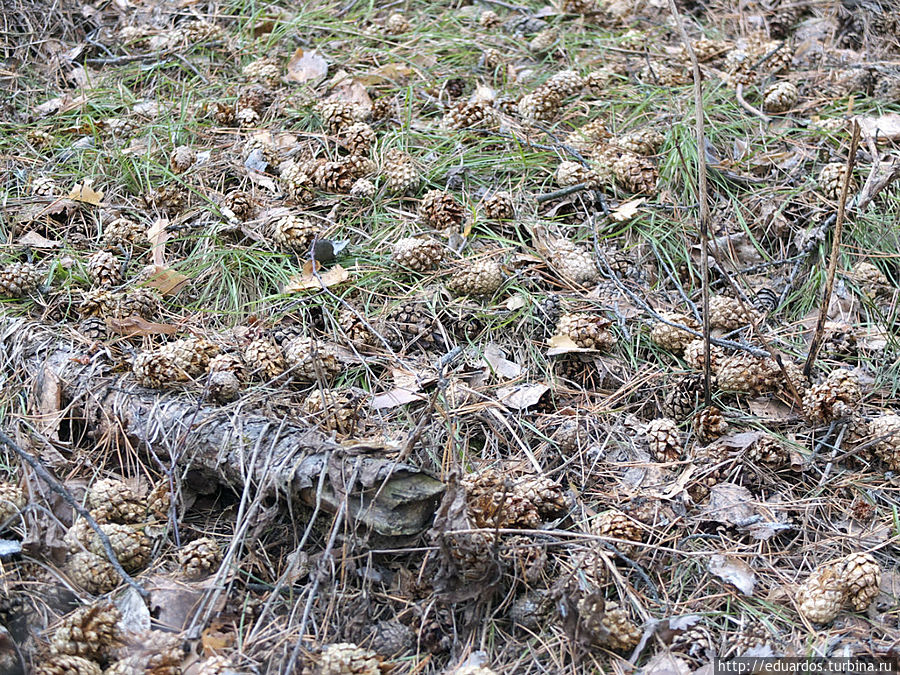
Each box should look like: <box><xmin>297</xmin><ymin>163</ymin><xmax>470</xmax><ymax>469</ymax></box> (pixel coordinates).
<box><xmin>649</xmin><ymin>313</ymin><xmax>698</xmax><ymax>353</ymax></box>
<box><xmin>88</xmin><ymin>524</ymin><xmax>152</xmax><ymax>573</ymax></box>
<box><xmin>170</xmin><ymin>145</ymin><xmax>195</xmax><ymax>173</ymax></box>
<box><xmin>88</xmin><ymin>478</ymin><xmax>143</xmax><ymax>525</ymax></box>
<box><xmin>349</xmin><ymin>178</ymin><xmax>376</xmax><ymax>199</ymax></box>
<box><xmin>663</xmin><ymin>374</ymin><xmax>703</xmax><ymax>420</ymax></box>
<box><xmin>146</xmin><ymin>481</ymin><xmax>171</xmax><ymax>522</ymax></box>
<box><xmin>708</xmin><ymin>295</ymin><xmax>759</xmax><ymax>330</ymax></box>
<box><xmin>235</xmin><ymin>106</ymin><xmax>260</xmax><ymax>125</ymax></box>
<box><xmin>556</xmin><ymin>0</ymin><xmax>599</xmax><ymax>14</ymax></box>
<box><xmin>221</xmin><ymin>190</ymin><xmax>254</xmax><ymax>220</ymax></box>
<box><xmin>593</xmin><ymin>510</ymin><xmax>643</xmax><ymax>553</ymax></box>
<box><xmin>528</xmin><ymin>27</ymin><xmax>559</xmax><ymax>53</ymax></box>
<box><xmin>35</xmin><ymin>655</ymin><xmax>102</xmax><ymax>675</ymax></box>
<box><xmin>645</xmin><ymin>418</ymin><xmax>682</xmax><ymax>461</ymax></box>
<box><xmin>499</xmin><ymin>535</ymin><xmax>548</xmax><ymax>585</ymax></box>
<box><xmin>32</xmin><ymin>174</ymin><xmax>58</xmax><ymax>196</ymax></box>
<box><xmin>693</xmin><ymin>406</ymin><xmax>727</xmax><ymax>442</ymax></box>
<box><xmin>803</xmin><ymin>369</ymin><xmax>860</xmax><ymax>423</ymax></box>
<box><xmin>418</xmin><ymin>190</ymin><xmax>465</xmax><ymax>231</ymax></box>
<box><xmin>746</xmin><ymin>435</ymin><xmax>789</xmax><ymax>467</ymax></box>
<box><xmin>869</xmin><ymin>414</ymin><xmax>900</xmax><ymax>470</ymax></box>
<box><xmin>839</xmin><ymin>553</ymin><xmax>881</xmax><ymax>612</ymax></box>
<box><xmin>207</xmin><ymin>369</ymin><xmax>241</xmax><ymax>403</ymax></box>
<box><xmin>556</xmin><ymin>161</ymin><xmax>600</xmax><ymax>188</ymax></box>
<box><xmin>479</xmin><ymin>9</ymin><xmax>501</xmax><ymax>28</ymax></box>
<box><xmin>207</xmin><ymin>352</ymin><xmax>247</xmax><ymax>381</ymax></box>
<box><xmin>316</xmin><ymin>101</ymin><xmax>368</xmax><ymax>135</ymax></box>
<box><xmin>542</xmin><ymin>70</ymin><xmax>585</xmax><ymax>98</ymax></box>
<box><xmin>818</xmin><ymin>162</ymin><xmax>856</xmax><ymax>200</ymax></box>
<box><xmin>446</xmin><ymin>259</ymin><xmax>505</xmax><ymax>296</ymax></box>
<box><xmin>381</xmin><ymin>302</ymin><xmax>443</xmax><ymax>352</ymax></box>
<box><xmin>612</xmin><ymin>152</ymin><xmax>658</xmax><ymax>194</ymax></box>
<box><xmin>384</xmin><ymin>12</ymin><xmax>409</xmax><ymax>34</ymax></box>
<box><xmin>555</xmin><ymin>312</ymin><xmax>614</xmax><ymax>350</ymax></box>
<box><xmin>117</xmin><ymin>288</ymin><xmax>161</xmax><ymax>320</ymax></box>
<box><xmin>337</xmin><ymin>307</ymin><xmax>375</xmax><ymax>347</ymax></box>
<box><xmin>616</xmin><ymin>128</ymin><xmax>664</xmax><ymax>156</ymax></box>
<box><xmin>639</xmin><ymin>62</ymin><xmax>690</xmax><ymax>86</ymax></box>
<box><xmin>143</xmin><ymin>184</ymin><xmax>186</xmax><ymax>213</ymax></box>
<box><xmin>105</xmin><ymin>630</ymin><xmax>185</xmax><ymax>675</ymax></box>
<box><xmin>682</xmin><ymin>339</ymin><xmax>725</xmax><ymax>371</ymax></box>
<box><xmin>381</xmin><ymin>149</ymin><xmax>420</xmax><ymax>195</ymax></box>
<box><xmin>102</xmin><ymin>217</ymin><xmax>145</xmax><ymax>248</ymax></box>
<box><xmin>481</xmin><ymin>191</ymin><xmax>514</xmax><ymax>221</ymax></box>
<box><xmin>66</xmin><ymin>551</ymin><xmax>120</xmax><ymax>595</ymax></box>
<box><xmin>49</xmin><ymin>602</ymin><xmax>121</xmax><ymax>660</ymax></box>
<box><xmin>242</xmin><ymin>57</ymin><xmax>280</xmax><ymax>86</ymax></box>
<box><xmin>601</xmin><ymin>602</ymin><xmax>642</xmax><ymax>651</ymax></box>
<box><xmin>0</xmin><ymin>262</ymin><xmax>43</xmax><ymax>298</ymax></box>
<box><xmin>193</xmin><ymin>656</ymin><xmax>237</xmax><ymax>675</ymax></box>
<box><xmin>763</xmin><ymin>81</ymin><xmax>799</xmax><ymax>113</ymax></box>
<box><xmin>681</xmin><ymin>37</ymin><xmax>731</xmax><ymax>62</ymax></box>
<box><xmin>135</xmin><ymin>337</ymin><xmax>218</xmax><ymax>387</ymax></box>
<box><xmin>77</xmin><ymin>318</ymin><xmax>107</xmax><ymax>341</ymax></box>
<box><xmin>243</xmin><ymin>339</ymin><xmax>286</xmax><ymax>380</ymax></box>
<box><xmin>445</xmin><ymin>530</ymin><xmax>498</xmax><ymax>583</ymax></box>
<box><xmin>442</xmin><ymin>101</ymin><xmax>499</xmax><ymax>131</ymax></box>
<box><xmin>178</xmin><ymin>537</ymin><xmax>222</xmax><ymax>579</ymax></box>
<box><xmin>0</xmin><ymin>483</ymin><xmax>25</xmax><ymax>526</ymax></box>
<box><xmin>343</xmin><ymin>122</ymin><xmax>376</xmax><ymax>155</ymax></box>
<box><xmin>302</xmin><ymin>388</ymin><xmax>366</xmax><ymax>433</ymax></box>
<box><xmin>272</xmin><ymin>215</ymin><xmax>319</xmax><ymax>252</ymax></box>
<box><xmin>314</xmin><ymin>642</ymin><xmax>385</xmax><ymax>675</ymax></box>
<box><xmin>796</xmin><ymin>562</ymin><xmax>846</xmax><ymax>624</ymax></box>
<box><xmin>183</xmin><ymin>19</ymin><xmax>224</xmax><ymax>42</ymax></box>
<box><xmin>551</xmin><ymin>417</ymin><xmax>591</xmax><ymax>453</ymax></box>
<box><xmin>537</xmin><ymin>233</ymin><xmax>599</xmax><ymax>284</ymax></box>
<box><xmin>517</xmin><ymin>89</ymin><xmax>562</xmax><ymax>122</ymax></box>
<box><xmin>715</xmin><ymin>354</ymin><xmax>779</xmax><ymax>394</ymax></box>
<box><xmin>283</xmin><ymin>337</ymin><xmax>342</xmax><ymax>381</ymax></box>
<box><xmin>850</xmin><ymin>261</ymin><xmax>889</xmax><ymax>296</ymax></box>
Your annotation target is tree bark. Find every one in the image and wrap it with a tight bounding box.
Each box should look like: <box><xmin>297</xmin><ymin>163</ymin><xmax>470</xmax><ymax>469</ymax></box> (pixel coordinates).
<box><xmin>0</xmin><ymin>317</ymin><xmax>444</xmax><ymax>537</ymax></box>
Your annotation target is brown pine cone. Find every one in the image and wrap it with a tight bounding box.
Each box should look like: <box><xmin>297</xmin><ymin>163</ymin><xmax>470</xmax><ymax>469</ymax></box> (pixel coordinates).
<box><xmin>645</xmin><ymin>418</ymin><xmax>682</xmax><ymax>461</ymax></box>
<box><xmin>593</xmin><ymin>510</ymin><xmax>643</xmax><ymax>554</ymax></box>
<box><xmin>384</xmin><ymin>12</ymin><xmax>409</xmax><ymax>34</ymax></box>
<box><xmin>170</xmin><ymin>145</ymin><xmax>195</xmax><ymax>173</ymax></box>
<box><xmin>693</xmin><ymin>406</ymin><xmax>727</xmax><ymax>442</ymax></box>
<box><xmin>49</xmin><ymin>602</ymin><xmax>121</xmax><ymax>660</ymax></box>
<box><xmin>146</xmin><ymin>481</ymin><xmax>171</xmax><ymax>522</ymax></box>
<box><xmin>87</xmin><ymin>524</ymin><xmax>152</xmax><ymax>573</ymax></box>
<box><xmin>102</xmin><ymin>217</ymin><xmax>145</xmax><ymax>248</ymax></box>
<box><xmin>279</xmin><ymin>160</ymin><xmax>316</xmax><ymax>203</ymax></box>
<box><xmin>481</xmin><ymin>191</ymin><xmax>514</xmax><ymax>221</ymax></box>
<box><xmin>31</xmin><ymin>174</ymin><xmax>58</xmax><ymax>196</ymax></box>
<box><xmin>446</xmin><ymin>259</ymin><xmax>505</xmax><ymax>297</ymax></box>
<box><xmin>708</xmin><ymin>295</ymin><xmax>759</xmax><ymax>331</ymax></box>
<box><xmin>79</xmin><ymin>289</ymin><xmax>118</xmax><ymax>318</ymax></box>
<box><xmin>796</xmin><ymin>562</ymin><xmax>846</xmax><ymax>624</ymax></box>
<box><xmin>283</xmin><ymin>337</ymin><xmax>342</xmax><ymax>381</ymax></box>
<box><xmin>87</xmin><ymin>251</ymin><xmax>122</xmax><ymax>287</ymax></box>
<box><xmin>663</xmin><ymin>374</ymin><xmax>703</xmax><ymax>420</ymax></box>
<box><xmin>615</xmin><ymin>128</ymin><xmax>664</xmax><ymax>156</ymax></box>
<box><xmin>0</xmin><ymin>482</ymin><xmax>26</xmax><ymax>526</ymax></box>
<box><xmin>66</xmin><ymin>551</ymin><xmax>120</xmax><ymax>595</ymax></box>
<box><xmin>207</xmin><ymin>352</ymin><xmax>247</xmax><ymax>381</ymax></box>
<box><xmin>87</xmin><ymin>478</ymin><xmax>144</xmax><ymax>525</ymax></box>
<box><xmin>418</xmin><ymin>190</ymin><xmax>465</xmax><ymax>231</ymax></box>
<box><xmin>463</xmin><ymin>470</ymin><xmax>539</xmax><ymax>529</ymax></box>
<box><xmin>343</xmin><ymin>122</ymin><xmax>376</xmax><ymax>155</ymax></box>
<box><xmin>315</xmin><ymin>101</ymin><xmax>368</xmax><ymax>134</ymax></box>
<box><xmin>682</xmin><ymin>339</ymin><xmax>725</xmax><ymax>371</ymax></box>
<box><xmin>517</xmin><ymin>89</ymin><xmax>562</xmax><ymax>123</ymax></box>
<box><xmin>803</xmin><ymin>369</ymin><xmax>860</xmax><ymax>423</ymax></box>
<box><xmin>541</xmin><ymin>70</ymin><xmax>585</xmax><ymax>98</ymax></box>
<box><xmin>763</xmin><ymin>81</ymin><xmax>799</xmax><ymax>113</ymax></box>
<box><xmin>839</xmin><ymin>553</ymin><xmax>881</xmax><ymax>612</ymax></box>
<box><xmin>746</xmin><ymin>434</ymin><xmax>789</xmax><ymax>468</ymax></box>
<box><xmin>870</xmin><ymin>414</ymin><xmax>900</xmax><ymax>470</ymax></box>
<box><xmin>715</xmin><ymin>354</ymin><xmax>780</xmax><ymax>394</ymax></box>
<box><xmin>442</xmin><ymin>101</ymin><xmax>499</xmax><ymax>131</ymax></box>
<box><xmin>555</xmin><ymin>312</ymin><xmax>614</xmax><ymax>350</ymax></box>
<box><xmin>381</xmin><ymin>149</ymin><xmax>420</xmax><ymax>196</ymax></box>
<box><xmin>0</xmin><ymin>261</ymin><xmax>43</xmax><ymax>298</ymax></box>
<box><xmin>600</xmin><ymin>602</ymin><xmax>642</xmax><ymax>651</ymax></box>
<box><xmin>612</xmin><ymin>152</ymin><xmax>658</xmax><ymax>194</ymax></box>
<box><xmin>117</xmin><ymin>287</ymin><xmax>161</xmax><ymax>320</ymax></box>
<box><xmin>314</xmin><ymin>642</ymin><xmax>385</xmax><ymax>675</ymax></box>
<box><xmin>221</xmin><ymin>189</ymin><xmax>254</xmax><ymax>220</ymax></box>
<box><xmin>337</xmin><ymin>307</ymin><xmax>375</xmax><ymax>347</ymax></box>
<box><xmin>178</xmin><ymin>537</ymin><xmax>222</xmax><ymax>579</ymax></box>
<box><xmin>242</xmin><ymin>57</ymin><xmax>280</xmax><ymax>86</ymax></box>
<box><xmin>302</xmin><ymin>388</ymin><xmax>366</xmax><ymax>433</ymax></box>
<box><xmin>35</xmin><ymin>655</ymin><xmax>102</xmax><ymax>675</ymax></box>
<box><xmin>499</xmin><ymin>535</ymin><xmax>548</xmax><ymax>584</ymax></box>
<box><xmin>243</xmin><ymin>339</ymin><xmax>286</xmax><ymax>380</ymax></box>
<box><xmin>556</xmin><ymin>160</ymin><xmax>600</xmax><ymax>188</ymax></box>
<box><xmin>105</xmin><ymin>630</ymin><xmax>185</xmax><ymax>675</ymax></box>
<box><xmin>818</xmin><ymin>162</ymin><xmax>856</xmax><ymax>200</ymax></box>
<box><xmin>649</xmin><ymin>313</ymin><xmax>698</xmax><ymax>353</ymax></box>
<box><xmin>272</xmin><ymin>215</ymin><xmax>319</xmax><ymax>252</ymax></box>
<box><xmin>381</xmin><ymin>302</ymin><xmax>444</xmax><ymax>352</ymax></box>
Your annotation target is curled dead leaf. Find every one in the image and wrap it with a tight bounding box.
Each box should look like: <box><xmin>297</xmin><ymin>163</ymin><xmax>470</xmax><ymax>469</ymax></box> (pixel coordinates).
<box><xmin>67</xmin><ymin>178</ymin><xmax>103</xmax><ymax>205</ymax></box>
<box><xmin>284</xmin><ymin>261</ymin><xmax>350</xmax><ymax>292</ymax></box>
<box><xmin>286</xmin><ymin>48</ymin><xmax>328</xmax><ymax>84</ymax></box>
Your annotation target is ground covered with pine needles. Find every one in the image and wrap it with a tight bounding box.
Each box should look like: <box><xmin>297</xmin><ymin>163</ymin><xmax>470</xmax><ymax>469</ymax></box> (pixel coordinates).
<box><xmin>2</xmin><ymin>0</ymin><xmax>900</xmax><ymax>672</ymax></box>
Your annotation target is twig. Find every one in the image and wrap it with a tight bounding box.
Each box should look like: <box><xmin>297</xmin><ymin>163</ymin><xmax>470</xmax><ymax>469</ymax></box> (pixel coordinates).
<box><xmin>803</xmin><ymin>122</ymin><xmax>861</xmax><ymax>377</ymax></box>
<box><xmin>535</xmin><ymin>182</ymin><xmax>591</xmax><ymax>204</ymax></box>
<box><xmin>735</xmin><ymin>83</ymin><xmax>771</xmax><ymax>123</ymax></box>
<box><xmin>668</xmin><ymin>0</ymin><xmax>712</xmax><ymax>406</ymax></box>
<box><xmin>0</xmin><ymin>429</ymin><xmax>148</xmax><ymax>599</ymax></box>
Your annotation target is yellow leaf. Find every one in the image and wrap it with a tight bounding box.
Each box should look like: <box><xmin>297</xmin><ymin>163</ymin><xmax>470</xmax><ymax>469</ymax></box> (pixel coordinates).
<box><xmin>67</xmin><ymin>179</ymin><xmax>103</xmax><ymax>205</ymax></box>
<box><xmin>609</xmin><ymin>197</ymin><xmax>645</xmax><ymax>223</ymax></box>
<box><xmin>284</xmin><ymin>262</ymin><xmax>350</xmax><ymax>292</ymax></box>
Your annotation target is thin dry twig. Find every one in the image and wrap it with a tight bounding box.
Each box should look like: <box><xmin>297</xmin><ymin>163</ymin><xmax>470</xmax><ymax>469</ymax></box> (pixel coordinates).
<box><xmin>803</xmin><ymin>122</ymin><xmax>861</xmax><ymax>377</ymax></box>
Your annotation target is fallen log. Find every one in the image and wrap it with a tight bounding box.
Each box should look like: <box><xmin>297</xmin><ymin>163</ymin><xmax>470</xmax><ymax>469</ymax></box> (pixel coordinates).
<box><xmin>0</xmin><ymin>317</ymin><xmax>444</xmax><ymax>537</ymax></box>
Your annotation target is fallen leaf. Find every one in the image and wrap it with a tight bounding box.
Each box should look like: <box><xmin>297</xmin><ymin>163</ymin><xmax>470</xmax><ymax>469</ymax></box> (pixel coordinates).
<box><xmin>371</xmin><ymin>388</ymin><xmax>427</xmax><ymax>410</ymax></box>
<box><xmin>34</xmin><ymin>93</ymin><xmax>87</xmax><ymax>117</ymax></box>
<box><xmin>708</xmin><ymin>554</ymin><xmax>756</xmax><ymax>595</ymax></box>
<box><xmin>200</xmin><ymin>624</ymin><xmax>233</xmax><ymax>653</ymax></box>
<box><xmin>329</xmin><ymin>78</ymin><xmax>372</xmax><ymax>109</ymax></box>
<box><xmin>286</xmin><ymin>48</ymin><xmax>328</xmax><ymax>84</ymax></box>
<box><xmin>146</xmin><ymin>219</ymin><xmax>170</xmax><ymax>267</ymax></box>
<box><xmin>17</xmin><ymin>231</ymin><xmax>61</xmax><ymax>248</ymax></box>
<box><xmin>148</xmin><ymin>576</ymin><xmax>204</xmax><ymax>631</ymax></box>
<box><xmin>547</xmin><ymin>334</ymin><xmax>595</xmax><ymax>355</ymax></box>
<box><xmin>483</xmin><ymin>343</ymin><xmax>522</xmax><ymax>380</ymax></box>
<box><xmin>141</xmin><ymin>267</ymin><xmax>190</xmax><ymax>296</ymax></box>
<box><xmin>284</xmin><ymin>262</ymin><xmax>350</xmax><ymax>292</ymax></box>
<box><xmin>609</xmin><ymin>197</ymin><xmax>645</xmax><ymax>223</ymax></box>
<box><xmin>496</xmin><ymin>382</ymin><xmax>550</xmax><ymax>409</ymax></box>
<box><xmin>357</xmin><ymin>62</ymin><xmax>415</xmax><ymax>85</ymax></box>
<box><xmin>640</xmin><ymin>652</ymin><xmax>693</xmax><ymax>675</ymax></box>
<box><xmin>67</xmin><ymin>179</ymin><xmax>103</xmax><ymax>205</ymax></box>
<box><xmin>116</xmin><ymin>587</ymin><xmax>151</xmax><ymax>634</ymax></box>
<box><xmin>107</xmin><ymin>317</ymin><xmax>179</xmax><ymax>336</ymax></box>
<box><xmin>855</xmin><ymin>113</ymin><xmax>900</xmax><ymax>142</ymax></box>
<box><xmin>700</xmin><ymin>482</ymin><xmax>755</xmax><ymax>525</ymax></box>
<box><xmin>34</xmin><ymin>366</ymin><xmax>62</xmax><ymax>440</ymax></box>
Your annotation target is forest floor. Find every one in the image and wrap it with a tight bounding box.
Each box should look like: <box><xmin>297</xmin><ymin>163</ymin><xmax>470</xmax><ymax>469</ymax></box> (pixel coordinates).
<box><xmin>1</xmin><ymin>0</ymin><xmax>900</xmax><ymax>673</ymax></box>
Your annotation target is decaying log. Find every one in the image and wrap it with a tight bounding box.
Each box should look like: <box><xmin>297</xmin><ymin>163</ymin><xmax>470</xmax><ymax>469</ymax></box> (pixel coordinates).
<box><xmin>0</xmin><ymin>318</ymin><xmax>444</xmax><ymax>537</ymax></box>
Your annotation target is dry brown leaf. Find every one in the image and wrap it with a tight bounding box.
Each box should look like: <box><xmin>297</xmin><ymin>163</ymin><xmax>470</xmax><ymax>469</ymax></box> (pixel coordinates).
<box><xmin>357</xmin><ymin>63</ymin><xmax>415</xmax><ymax>85</ymax></box>
<box><xmin>17</xmin><ymin>231</ymin><xmax>61</xmax><ymax>248</ymax></box>
<box><xmin>855</xmin><ymin>113</ymin><xmax>900</xmax><ymax>142</ymax></box>
<box><xmin>141</xmin><ymin>267</ymin><xmax>190</xmax><ymax>296</ymax></box>
<box><xmin>483</xmin><ymin>343</ymin><xmax>522</xmax><ymax>380</ymax></box>
<box><xmin>34</xmin><ymin>366</ymin><xmax>62</xmax><ymax>440</ymax></box>
<box><xmin>67</xmin><ymin>178</ymin><xmax>103</xmax><ymax>205</ymax></box>
<box><xmin>496</xmin><ymin>382</ymin><xmax>550</xmax><ymax>409</ymax></box>
<box><xmin>147</xmin><ymin>219</ymin><xmax>169</xmax><ymax>267</ymax></box>
<box><xmin>284</xmin><ymin>261</ymin><xmax>350</xmax><ymax>292</ymax></box>
<box><xmin>609</xmin><ymin>197</ymin><xmax>645</xmax><ymax>223</ymax></box>
<box><xmin>700</xmin><ymin>482</ymin><xmax>755</xmax><ymax>525</ymax></box>
<box><xmin>371</xmin><ymin>388</ymin><xmax>427</xmax><ymax>410</ymax></box>
<box><xmin>286</xmin><ymin>47</ymin><xmax>328</xmax><ymax>84</ymax></box>
<box><xmin>547</xmin><ymin>334</ymin><xmax>595</xmax><ymax>355</ymax></box>
<box><xmin>329</xmin><ymin>78</ymin><xmax>372</xmax><ymax>109</ymax></box>
<box><xmin>34</xmin><ymin>93</ymin><xmax>87</xmax><ymax>117</ymax></box>
<box><xmin>708</xmin><ymin>554</ymin><xmax>756</xmax><ymax>595</ymax></box>
<box><xmin>107</xmin><ymin>316</ymin><xmax>179</xmax><ymax>336</ymax></box>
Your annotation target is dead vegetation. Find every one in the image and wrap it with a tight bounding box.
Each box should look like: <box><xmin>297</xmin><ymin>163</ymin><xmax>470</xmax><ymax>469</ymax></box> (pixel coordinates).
<box><xmin>1</xmin><ymin>0</ymin><xmax>900</xmax><ymax>672</ymax></box>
